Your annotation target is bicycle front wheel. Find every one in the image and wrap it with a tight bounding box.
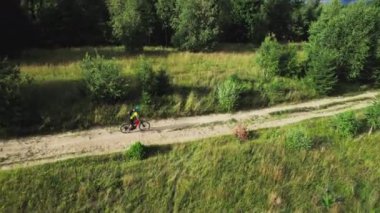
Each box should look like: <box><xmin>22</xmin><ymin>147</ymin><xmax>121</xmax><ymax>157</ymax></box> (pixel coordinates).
<box><xmin>139</xmin><ymin>120</ymin><xmax>150</xmax><ymax>131</ymax></box>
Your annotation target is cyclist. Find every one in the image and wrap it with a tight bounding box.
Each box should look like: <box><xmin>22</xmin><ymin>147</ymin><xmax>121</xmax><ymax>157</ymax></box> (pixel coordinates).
<box><xmin>129</xmin><ymin>107</ymin><xmax>139</xmax><ymax>129</ymax></box>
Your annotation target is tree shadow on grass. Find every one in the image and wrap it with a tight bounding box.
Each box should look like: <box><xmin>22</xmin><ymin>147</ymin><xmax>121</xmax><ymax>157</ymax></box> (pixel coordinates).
<box><xmin>171</xmin><ymin>85</ymin><xmax>211</xmax><ymax>97</ymax></box>
<box><xmin>1</xmin><ymin>79</ymin><xmax>142</xmax><ymax>139</ymax></box>
<box><xmin>17</xmin><ymin>46</ymin><xmax>176</xmax><ymax>66</ymax></box>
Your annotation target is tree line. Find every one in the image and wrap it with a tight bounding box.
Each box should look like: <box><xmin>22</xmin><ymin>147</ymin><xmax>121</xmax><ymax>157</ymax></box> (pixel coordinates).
<box><xmin>1</xmin><ymin>0</ymin><xmax>321</xmax><ymax>55</ymax></box>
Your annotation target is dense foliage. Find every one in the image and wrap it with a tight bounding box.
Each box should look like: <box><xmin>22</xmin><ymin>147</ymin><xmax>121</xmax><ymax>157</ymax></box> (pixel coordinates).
<box><xmin>81</xmin><ymin>54</ymin><xmax>127</xmax><ymax>102</ymax></box>
<box><xmin>307</xmin><ymin>0</ymin><xmax>380</xmax><ymax>83</ymax></box>
<box><xmin>0</xmin><ymin>60</ymin><xmax>22</xmax><ymax>128</ymax></box>
<box><xmin>256</xmin><ymin>36</ymin><xmax>302</xmax><ymax>78</ymax></box>
<box><xmin>22</xmin><ymin>0</ymin><xmax>111</xmax><ymax>47</ymax></box>
<box><xmin>171</xmin><ymin>0</ymin><xmax>220</xmax><ymax>51</ymax></box>
<box><xmin>107</xmin><ymin>0</ymin><xmax>156</xmax><ymax>52</ymax></box>
<box><xmin>0</xmin><ymin>0</ymin><xmax>33</xmax><ymax>57</ymax></box>
<box><xmin>306</xmin><ymin>45</ymin><xmax>338</xmax><ymax>95</ymax></box>
<box><xmin>1</xmin><ymin>0</ymin><xmax>322</xmax><ymax>56</ymax></box>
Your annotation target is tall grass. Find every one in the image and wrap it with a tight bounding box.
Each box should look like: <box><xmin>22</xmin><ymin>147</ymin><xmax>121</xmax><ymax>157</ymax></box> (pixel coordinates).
<box><xmin>19</xmin><ymin>45</ymin><xmax>259</xmax><ymax>87</ymax></box>
<box><xmin>1</xmin><ymin>116</ymin><xmax>380</xmax><ymax>212</ymax></box>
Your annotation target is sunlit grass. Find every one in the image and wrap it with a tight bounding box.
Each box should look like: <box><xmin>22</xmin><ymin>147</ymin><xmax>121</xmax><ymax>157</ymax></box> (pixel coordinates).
<box><xmin>19</xmin><ymin>45</ymin><xmax>259</xmax><ymax>86</ymax></box>
<box><xmin>1</xmin><ymin>114</ymin><xmax>380</xmax><ymax>212</ymax></box>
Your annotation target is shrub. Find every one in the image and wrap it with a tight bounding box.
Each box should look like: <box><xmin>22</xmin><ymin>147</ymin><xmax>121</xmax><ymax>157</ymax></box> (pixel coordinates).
<box><xmin>285</xmin><ymin>127</ymin><xmax>313</xmax><ymax>150</ymax></box>
<box><xmin>233</xmin><ymin>124</ymin><xmax>249</xmax><ymax>141</ymax></box>
<box><xmin>125</xmin><ymin>142</ymin><xmax>146</xmax><ymax>160</ymax></box>
<box><xmin>333</xmin><ymin>112</ymin><xmax>360</xmax><ymax>138</ymax></box>
<box><xmin>306</xmin><ymin>46</ymin><xmax>338</xmax><ymax>95</ymax></box>
<box><xmin>281</xmin><ymin>45</ymin><xmax>305</xmax><ymax>78</ymax></box>
<box><xmin>365</xmin><ymin>100</ymin><xmax>380</xmax><ymax>132</ymax></box>
<box><xmin>217</xmin><ymin>75</ymin><xmax>243</xmax><ymax>112</ymax></box>
<box><xmin>256</xmin><ymin>35</ymin><xmax>282</xmax><ymax>79</ymax></box>
<box><xmin>81</xmin><ymin>54</ymin><xmax>127</xmax><ymax>102</ymax></box>
<box><xmin>256</xmin><ymin>35</ymin><xmax>303</xmax><ymax>78</ymax></box>
<box><xmin>0</xmin><ymin>59</ymin><xmax>23</xmax><ymax>128</ymax></box>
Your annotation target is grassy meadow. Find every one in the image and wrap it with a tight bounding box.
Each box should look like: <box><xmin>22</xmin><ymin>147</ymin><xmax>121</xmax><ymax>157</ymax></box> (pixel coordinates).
<box><xmin>20</xmin><ymin>45</ymin><xmax>259</xmax><ymax>85</ymax></box>
<box><xmin>5</xmin><ymin>43</ymin><xmax>370</xmax><ymax>137</ymax></box>
<box><xmin>1</xmin><ymin>111</ymin><xmax>380</xmax><ymax>212</ymax></box>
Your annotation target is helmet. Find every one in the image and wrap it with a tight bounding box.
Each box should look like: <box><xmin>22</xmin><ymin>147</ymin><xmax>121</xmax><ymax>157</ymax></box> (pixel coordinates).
<box><xmin>134</xmin><ymin>105</ymin><xmax>140</xmax><ymax>112</ymax></box>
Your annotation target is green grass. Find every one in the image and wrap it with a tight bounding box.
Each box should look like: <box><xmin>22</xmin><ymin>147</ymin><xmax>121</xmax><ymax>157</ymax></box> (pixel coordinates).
<box><xmin>19</xmin><ymin>45</ymin><xmax>259</xmax><ymax>87</ymax></box>
<box><xmin>1</xmin><ymin>114</ymin><xmax>380</xmax><ymax>212</ymax></box>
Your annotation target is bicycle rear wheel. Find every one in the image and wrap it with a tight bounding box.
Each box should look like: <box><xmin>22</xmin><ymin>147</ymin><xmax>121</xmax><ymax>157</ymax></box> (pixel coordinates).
<box><xmin>120</xmin><ymin>123</ymin><xmax>130</xmax><ymax>133</ymax></box>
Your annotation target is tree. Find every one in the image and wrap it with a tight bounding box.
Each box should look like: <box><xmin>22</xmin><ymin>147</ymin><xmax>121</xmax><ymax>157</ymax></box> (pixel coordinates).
<box><xmin>108</xmin><ymin>0</ymin><xmax>155</xmax><ymax>52</ymax></box>
<box><xmin>231</xmin><ymin>0</ymin><xmax>267</xmax><ymax>43</ymax></box>
<box><xmin>290</xmin><ymin>0</ymin><xmax>321</xmax><ymax>41</ymax></box>
<box><xmin>261</xmin><ymin>0</ymin><xmax>294</xmax><ymax>41</ymax></box>
<box><xmin>0</xmin><ymin>0</ymin><xmax>33</xmax><ymax>57</ymax></box>
<box><xmin>231</xmin><ymin>0</ymin><xmax>297</xmax><ymax>43</ymax></box>
<box><xmin>308</xmin><ymin>0</ymin><xmax>380</xmax><ymax>81</ymax></box>
<box><xmin>306</xmin><ymin>45</ymin><xmax>338</xmax><ymax>95</ymax></box>
<box><xmin>22</xmin><ymin>0</ymin><xmax>111</xmax><ymax>47</ymax></box>
<box><xmin>171</xmin><ymin>0</ymin><xmax>221</xmax><ymax>51</ymax></box>
<box><xmin>155</xmin><ymin>0</ymin><xmax>176</xmax><ymax>46</ymax></box>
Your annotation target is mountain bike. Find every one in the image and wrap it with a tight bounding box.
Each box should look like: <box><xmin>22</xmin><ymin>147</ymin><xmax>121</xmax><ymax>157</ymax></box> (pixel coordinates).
<box><xmin>120</xmin><ymin>118</ymin><xmax>150</xmax><ymax>133</ymax></box>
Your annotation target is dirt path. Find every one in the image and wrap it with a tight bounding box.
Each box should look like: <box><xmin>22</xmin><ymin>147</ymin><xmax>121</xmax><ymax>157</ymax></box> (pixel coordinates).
<box><xmin>0</xmin><ymin>91</ymin><xmax>378</xmax><ymax>170</ymax></box>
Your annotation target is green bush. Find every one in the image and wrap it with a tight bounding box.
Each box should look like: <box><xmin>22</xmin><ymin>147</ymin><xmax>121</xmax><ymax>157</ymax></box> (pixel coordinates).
<box><xmin>125</xmin><ymin>142</ymin><xmax>146</xmax><ymax>160</ymax></box>
<box><xmin>333</xmin><ymin>112</ymin><xmax>360</xmax><ymax>138</ymax></box>
<box><xmin>306</xmin><ymin>45</ymin><xmax>338</xmax><ymax>95</ymax></box>
<box><xmin>282</xmin><ymin>45</ymin><xmax>305</xmax><ymax>77</ymax></box>
<box><xmin>81</xmin><ymin>54</ymin><xmax>128</xmax><ymax>102</ymax></box>
<box><xmin>217</xmin><ymin>76</ymin><xmax>243</xmax><ymax>112</ymax></box>
<box><xmin>285</xmin><ymin>127</ymin><xmax>313</xmax><ymax>150</ymax></box>
<box><xmin>256</xmin><ymin>35</ymin><xmax>303</xmax><ymax>78</ymax></box>
<box><xmin>256</xmin><ymin>35</ymin><xmax>282</xmax><ymax>78</ymax></box>
<box><xmin>308</xmin><ymin>1</ymin><xmax>380</xmax><ymax>81</ymax></box>
<box><xmin>365</xmin><ymin>100</ymin><xmax>380</xmax><ymax>131</ymax></box>
<box><xmin>0</xmin><ymin>59</ymin><xmax>23</xmax><ymax>128</ymax></box>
